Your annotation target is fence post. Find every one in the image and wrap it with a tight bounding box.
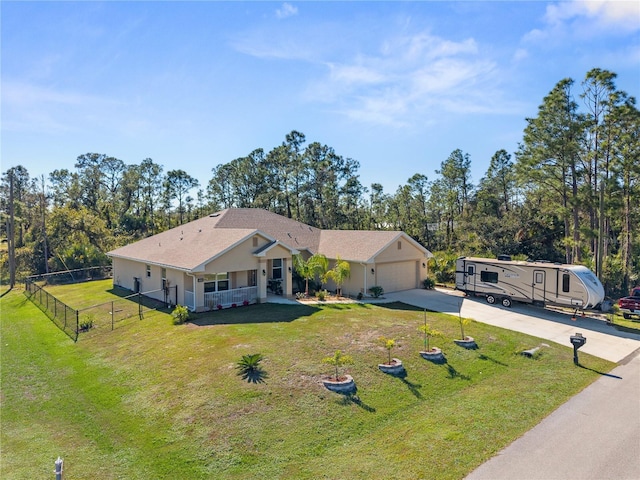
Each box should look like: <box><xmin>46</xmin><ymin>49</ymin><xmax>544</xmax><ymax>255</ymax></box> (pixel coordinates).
<box><xmin>111</xmin><ymin>301</ymin><xmax>114</xmax><ymax>331</ymax></box>
<box><xmin>54</xmin><ymin>456</ymin><xmax>63</xmax><ymax>479</ymax></box>
<box><xmin>75</xmin><ymin>310</ymin><xmax>79</xmax><ymax>342</ymax></box>
<box><xmin>138</xmin><ymin>293</ymin><xmax>143</xmax><ymax>320</ymax></box>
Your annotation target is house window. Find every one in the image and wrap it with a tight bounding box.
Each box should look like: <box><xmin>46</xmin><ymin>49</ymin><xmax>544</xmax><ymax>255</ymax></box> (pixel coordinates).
<box><xmin>161</xmin><ymin>268</ymin><xmax>167</xmax><ymax>289</ymax></box>
<box><xmin>397</xmin><ymin>241</ymin><xmax>402</xmax><ymax>250</ymax></box>
<box><xmin>146</xmin><ymin>265</ymin><xmax>151</xmax><ymax>278</ymax></box>
<box><xmin>204</xmin><ymin>273</ymin><xmax>229</xmax><ymax>292</ymax></box>
<box><xmin>272</xmin><ymin>259</ymin><xmax>283</xmax><ymax>279</ymax></box>
<box><xmin>253</xmin><ymin>236</ymin><xmax>258</xmax><ymax>247</ymax></box>
<box><xmin>562</xmin><ymin>273</ymin><xmax>570</xmax><ymax>292</ymax></box>
<box><xmin>248</xmin><ymin>270</ymin><xmax>257</xmax><ymax>287</ymax></box>
<box><xmin>481</xmin><ymin>271</ymin><xmax>499</xmax><ymax>284</ymax></box>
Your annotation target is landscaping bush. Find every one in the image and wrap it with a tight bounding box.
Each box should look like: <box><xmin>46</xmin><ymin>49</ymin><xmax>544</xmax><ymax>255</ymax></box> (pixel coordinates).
<box><xmin>422</xmin><ymin>277</ymin><xmax>436</xmax><ymax>289</ymax></box>
<box><xmin>369</xmin><ymin>286</ymin><xmax>384</xmax><ymax>298</ymax></box>
<box><xmin>172</xmin><ymin>304</ymin><xmax>190</xmax><ymax>325</ymax></box>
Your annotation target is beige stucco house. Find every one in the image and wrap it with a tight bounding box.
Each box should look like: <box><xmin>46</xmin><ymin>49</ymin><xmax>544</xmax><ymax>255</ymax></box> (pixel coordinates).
<box><xmin>107</xmin><ymin>208</ymin><xmax>432</xmax><ymax>311</ymax></box>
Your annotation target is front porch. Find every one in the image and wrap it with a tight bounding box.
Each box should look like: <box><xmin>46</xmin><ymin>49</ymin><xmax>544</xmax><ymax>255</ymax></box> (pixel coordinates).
<box><xmin>184</xmin><ymin>286</ymin><xmax>259</xmax><ymax>311</ymax></box>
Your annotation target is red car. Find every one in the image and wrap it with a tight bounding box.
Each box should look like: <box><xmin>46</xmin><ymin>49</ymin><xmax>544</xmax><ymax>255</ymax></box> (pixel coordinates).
<box><xmin>618</xmin><ymin>287</ymin><xmax>640</xmax><ymax>319</ymax></box>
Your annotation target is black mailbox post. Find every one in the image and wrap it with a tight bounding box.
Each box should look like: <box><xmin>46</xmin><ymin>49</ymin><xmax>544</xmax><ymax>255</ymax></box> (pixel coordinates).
<box><xmin>570</xmin><ymin>333</ymin><xmax>587</xmax><ymax>365</ymax></box>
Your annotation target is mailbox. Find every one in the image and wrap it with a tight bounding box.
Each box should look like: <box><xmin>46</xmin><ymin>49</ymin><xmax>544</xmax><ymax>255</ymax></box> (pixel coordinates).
<box><xmin>570</xmin><ymin>333</ymin><xmax>586</xmax><ymax>365</ymax></box>
<box><xmin>570</xmin><ymin>333</ymin><xmax>586</xmax><ymax>348</ymax></box>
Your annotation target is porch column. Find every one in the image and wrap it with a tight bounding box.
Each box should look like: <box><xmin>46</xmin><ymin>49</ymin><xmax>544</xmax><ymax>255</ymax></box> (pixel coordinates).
<box><xmin>284</xmin><ymin>257</ymin><xmax>293</xmax><ymax>298</ymax></box>
<box><xmin>258</xmin><ymin>260</ymin><xmax>268</xmax><ymax>303</ymax></box>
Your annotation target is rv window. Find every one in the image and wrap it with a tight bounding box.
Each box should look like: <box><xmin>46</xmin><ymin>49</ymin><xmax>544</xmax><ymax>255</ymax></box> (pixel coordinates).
<box><xmin>562</xmin><ymin>273</ymin><xmax>570</xmax><ymax>292</ymax></box>
<box><xmin>467</xmin><ymin>266</ymin><xmax>474</xmax><ymax>276</ymax></box>
<box><xmin>481</xmin><ymin>271</ymin><xmax>499</xmax><ymax>283</ymax></box>
<box><xmin>535</xmin><ymin>272</ymin><xmax>544</xmax><ymax>284</ymax></box>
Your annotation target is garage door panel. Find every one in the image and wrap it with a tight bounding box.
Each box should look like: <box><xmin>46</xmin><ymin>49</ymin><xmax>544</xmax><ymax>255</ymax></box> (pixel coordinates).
<box><xmin>378</xmin><ymin>261</ymin><xmax>417</xmax><ymax>292</ymax></box>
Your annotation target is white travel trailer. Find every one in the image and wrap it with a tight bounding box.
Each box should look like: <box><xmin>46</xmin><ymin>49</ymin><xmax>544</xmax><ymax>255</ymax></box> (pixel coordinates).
<box><xmin>455</xmin><ymin>256</ymin><xmax>605</xmax><ymax>310</ymax></box>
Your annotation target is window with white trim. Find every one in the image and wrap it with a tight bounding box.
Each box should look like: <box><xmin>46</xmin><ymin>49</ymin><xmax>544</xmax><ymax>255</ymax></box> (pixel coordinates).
<box><xmin>272</xmin><ymin>259</ymin><xmax>282</xmax><ymax>279</ymax></box>
<box><xmin>204</xmin><ymin>273</ymin><xmax>229</xmax><ymax>292</ymax></box>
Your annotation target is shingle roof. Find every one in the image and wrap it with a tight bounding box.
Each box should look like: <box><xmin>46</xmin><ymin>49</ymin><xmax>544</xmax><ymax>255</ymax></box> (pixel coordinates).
<box><xmin>212</xmin><ymin>208</ymin><xmax>322</xmax><ymax>251</ymax></box>
<box><xmin>318</xmin><ymin>230</ymin><xmax>405</xmax><ymax>263</ymax></box>
<box><xmin>108</xmin><ymin>215</ymin><xmax>260</xmax><ymax>271</ymax></box>
<box><xmin>107</xmin><ymin>208</ymin><xmax>430</xmax><ymax>271</ymax></box>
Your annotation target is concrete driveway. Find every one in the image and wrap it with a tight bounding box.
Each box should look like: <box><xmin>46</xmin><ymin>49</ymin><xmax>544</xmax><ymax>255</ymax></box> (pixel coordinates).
<box><xmin>385</xmin><ymin>288</ymin><xmax>640</xmax><ymax>363</ymax></box>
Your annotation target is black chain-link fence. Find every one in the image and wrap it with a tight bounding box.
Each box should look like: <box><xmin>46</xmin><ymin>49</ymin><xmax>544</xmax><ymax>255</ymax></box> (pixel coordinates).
<box><xmin>77</xmin><ymin>288</ymin><xmax>172</xmax><ymax>334</ymax></box>
<box><xmin>26</xmin><ymin>266</ymin><xmax>112</xmax><ymax>285</ymax></box>
<box><xmin>24</xmin><ymin>268</ymin><xmax>176</xmax><ymax>340</ymax></box>
<box><xmin>24</xmin><ymin>281</ymin><xmax>79</xmax><ymax>341</ymax></box>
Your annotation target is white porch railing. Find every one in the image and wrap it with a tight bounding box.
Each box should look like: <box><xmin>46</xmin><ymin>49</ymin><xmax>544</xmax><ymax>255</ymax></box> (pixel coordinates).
<box><xmin>203</xmin><ymin>286</ymin><xmax>258</xmax><ymax>310</ymax></box>
<box><xmin>184</xmin><ymin>290</ymin><xmax>195</xmax><ymax>311</ymax></box>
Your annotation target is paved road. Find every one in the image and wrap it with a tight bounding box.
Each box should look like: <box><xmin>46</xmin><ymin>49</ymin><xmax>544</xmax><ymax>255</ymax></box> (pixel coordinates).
<box><xmin>465</xmin><ymin>350</ymin><xmax>640</xmax><ymax>480</ymax></box>
<box><xmin>385</xmin><ymin>288</ymin><xmax>640</xmax><ymax>480</ymax></box>
<box><xmin>386</xmin><ymin>288</ymin><xmax>640</xmax><ymax>363</ymax></box>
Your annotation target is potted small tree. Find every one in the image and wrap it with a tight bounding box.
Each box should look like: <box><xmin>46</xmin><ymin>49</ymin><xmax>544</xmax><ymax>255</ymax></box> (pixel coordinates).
<box><xmin>377</xmin><ymin>337</ymin><xmax>404</xmax><ymax>374</ymax></box>
<box><xmin>419</xmin><ymin>323</ymin><xmax>445</xmax><ymax>362</ymax></box>
<box><xmin>454</xmin><ymin>316</ymin><xmax>477</xmax><ymax>349</ymax></box>
<box><xmin>321</xmin><ymin>350</ymin><xmax>355</xmax><ymax>393</ymax></box>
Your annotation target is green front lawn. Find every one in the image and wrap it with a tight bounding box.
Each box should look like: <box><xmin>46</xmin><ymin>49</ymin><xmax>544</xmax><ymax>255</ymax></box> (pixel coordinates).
<box><xmin>1</xmin><ymin>284</ymin><xmax>614</xmax><ymax>479</ymax></box>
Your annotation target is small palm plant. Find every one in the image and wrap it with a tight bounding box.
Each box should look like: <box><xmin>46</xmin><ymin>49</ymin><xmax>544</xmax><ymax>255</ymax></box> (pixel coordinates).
<box><xmin>236</xmin><ymin>353</ymin><xmax>267</xmax><ymax>383</ymax></box>
<box><xmin>379</xmin><ymin>336</ymin><xmax>396</xmax><ymax>365</ymax></box>
<box><xmin>418</xmin><ymin>323</ymin><xmax>442</xmax><ymax>352</ymax></box>
<box><xmin>172</xmin><ymin>304</ymin><xmax>190</xmax><ymax>325</ymax></box>
<box><xmin>322</xmin><ymin>350</ymin><xmax>354</xmax><ymax>381</ymax></box>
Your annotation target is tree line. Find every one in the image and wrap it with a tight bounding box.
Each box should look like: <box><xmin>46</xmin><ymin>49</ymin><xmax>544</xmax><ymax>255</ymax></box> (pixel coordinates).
<box><xmin>2</xmin><ymin>68</ymin><xmax>638</xmax><ymax>297</ymax></box>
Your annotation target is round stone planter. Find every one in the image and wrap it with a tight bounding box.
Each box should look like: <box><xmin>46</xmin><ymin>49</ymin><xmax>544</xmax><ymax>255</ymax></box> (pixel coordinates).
<box><xmin>454</xmin><ymin>337</ymin><xmax>477</xmax><ymax>349</ymax></box>
<box><xmin>378</xmin><ymin>358</ymin><xmax>404</xmax><ymax>375</ymax></box>
<box><xmin>322</xmin><ymin>374</ymin><xmax>356</xmax><ymax>393</ymax></box>
<box><xmin>420</xmin><ymin>347</ymin><xmax>445</xmax><ymax>363</ymax></box>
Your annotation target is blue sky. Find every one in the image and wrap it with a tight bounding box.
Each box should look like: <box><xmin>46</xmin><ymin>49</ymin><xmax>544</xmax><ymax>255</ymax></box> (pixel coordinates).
<box><xmin>2</xmin><ymin>1</ymin><xmax>639</xmax><ymax>195</ymax></box>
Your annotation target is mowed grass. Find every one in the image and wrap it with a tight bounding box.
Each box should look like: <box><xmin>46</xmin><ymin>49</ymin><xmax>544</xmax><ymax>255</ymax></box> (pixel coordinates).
<box><xmin>1</xmin><ymin>283</ymin><xmax>614</xmax><ymax>479</ymax></box>
<box><xmin>41</xmin><ymin>278</ymin><xmax>139</xmax><ymax>309</ymax></box>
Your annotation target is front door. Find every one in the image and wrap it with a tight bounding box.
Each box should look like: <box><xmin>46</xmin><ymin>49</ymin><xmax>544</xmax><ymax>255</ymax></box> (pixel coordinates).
<box><xmin>466</xmin><ymin>264</ymin><xmax>476</xmax><ymax>293</ymax></box>
<box><xmin>533</xmin><ymin>270</ymin><xmax>546</xmax><ymax>303</ymax></box>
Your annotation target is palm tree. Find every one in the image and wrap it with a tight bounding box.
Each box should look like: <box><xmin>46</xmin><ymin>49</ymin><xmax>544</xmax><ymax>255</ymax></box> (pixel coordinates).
<box><xmin>235</xmin><ymin>353</ymin><xmax>267</xmax><ymax>383</ymax></box>
<box><xmin>293</xmin><ymin>253</ymin><xmax>329</xmax><ymax>296</ymax></box>
<box><xmin>326</xmin><ymin>255</ymin><xmax>350</xmax><ymax>297</ymax></box>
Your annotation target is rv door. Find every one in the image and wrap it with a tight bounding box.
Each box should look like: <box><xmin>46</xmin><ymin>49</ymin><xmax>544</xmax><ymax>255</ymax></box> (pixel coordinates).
<box><xmin>466</xmin><ymin>263</ymin><xmax>476</xmax><ymax>293</ymax></box>
<box><xmin>532</xmin><ymin>270</ymin><xmax>545</xmax><ymax>303</ymax></box>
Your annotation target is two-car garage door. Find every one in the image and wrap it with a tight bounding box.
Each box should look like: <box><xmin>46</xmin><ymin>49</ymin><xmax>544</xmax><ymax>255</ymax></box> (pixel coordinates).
<box><xmin>377</xmin><ymin>261</ymin><xmax>418</xmax><ymax>293</ymax></box>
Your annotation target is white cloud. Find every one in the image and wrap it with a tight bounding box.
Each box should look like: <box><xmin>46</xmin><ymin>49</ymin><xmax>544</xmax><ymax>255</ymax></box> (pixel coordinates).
<box><xmin>306</xmin><ymin>33</ymin><xmax>503</xmax><ymax>127</ymax></box>
<box><xmin>546</xmin><ymin>0</ymin><xmax>639</xmax><ymax>30</ymax></box>
<box><xmin>530</xmin><ymin>0</ymin><xmax>640</xmax><ymax>40</ymax></box>
<box><xmin>276</xmin><ymin>3</ymin><xmax>298</xmax><ymax>20</ymax></box>
<box><xmin>512</xmin><ymin>48</ymin><xmax>529</xmax><ymax>62</ymax></box>
<box><xmin>2</xmin><ymin>81</ymin><xmax>125</xmax><ymax>134</ymax></box>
